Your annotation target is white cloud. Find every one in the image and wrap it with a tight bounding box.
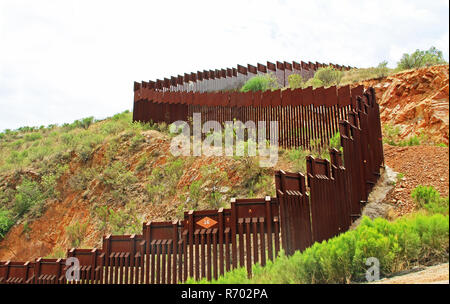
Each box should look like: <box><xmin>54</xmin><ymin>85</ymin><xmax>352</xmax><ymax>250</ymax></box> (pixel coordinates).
<box><xmin>0</xmin><ymin>0</ymin><xmax>448</xmax><ymax>131</ymax></box>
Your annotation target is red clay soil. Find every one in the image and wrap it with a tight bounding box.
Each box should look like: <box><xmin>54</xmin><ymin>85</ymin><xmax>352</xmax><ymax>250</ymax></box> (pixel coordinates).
<box><xmin>383</xmin><ymin>144</ymin><xmax>449</xmax><ymax>216</ymax></box>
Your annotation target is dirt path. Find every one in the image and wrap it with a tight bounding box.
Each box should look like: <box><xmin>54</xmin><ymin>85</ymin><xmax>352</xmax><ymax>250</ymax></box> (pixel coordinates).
<box><xmin>372</xmin><ymin>263</ymin><xmax>449</xmax><ymax>284</ymax></box>
<box><xmin>383</xmin><ymin>144</ymin><xmax>449</xmax><ymax>216</ymax></box>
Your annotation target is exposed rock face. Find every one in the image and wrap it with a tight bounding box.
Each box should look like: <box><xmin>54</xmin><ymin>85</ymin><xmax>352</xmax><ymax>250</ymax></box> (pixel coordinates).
<box><xmin>362</xmin><ymin>65</ymin><xmax>449</xmax><ymax>145</ymax></box>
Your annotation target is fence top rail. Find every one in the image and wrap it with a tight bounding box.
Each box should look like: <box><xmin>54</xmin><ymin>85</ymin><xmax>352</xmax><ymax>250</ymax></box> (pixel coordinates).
<box><xmin>134</xmin><ymin>60</ymin><xmax>354</xmax><ymax>91</ymax></box>
<box><xmin>134</xmin><ymin>84</ymin><xmax>365</xmax><ymax>109</ymax></box>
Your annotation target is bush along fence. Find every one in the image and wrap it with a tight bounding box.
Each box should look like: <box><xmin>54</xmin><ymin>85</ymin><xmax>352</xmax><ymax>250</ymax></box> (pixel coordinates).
<box><xmin>0</xmin><ymin>87</ymin><xmax>383</xmax><ymax>284</ymax></box>
<box><xmin>133</xmin><ymin>82</ymin><xmax>365</xmax><ymax>151</ymax></box>
<box><xmin>141</xmin><ymin>60</ymin><xmax>353</xmax><ymax>93</ymax></box>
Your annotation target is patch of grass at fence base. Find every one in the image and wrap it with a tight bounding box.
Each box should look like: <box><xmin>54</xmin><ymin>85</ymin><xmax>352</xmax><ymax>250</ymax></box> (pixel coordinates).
<box><xmin>186</xmin><ymin>213</ymin><xmax>449</xmax><ymax>284</ymax></box>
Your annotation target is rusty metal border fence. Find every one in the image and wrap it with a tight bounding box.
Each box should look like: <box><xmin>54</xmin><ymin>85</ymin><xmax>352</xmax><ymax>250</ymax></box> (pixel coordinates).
<box><xmin>0</xmin><ymin>88</ymin><xmax>383</xmax><ymax>284</ymax></box>
<box><xmin>133</xmin><ymin>83</ymin><xmax>365</xmax><ymax>151</ymax></box>
<box><xmin>145</xmin><ymin>60</ymin><xmax>353</xmax><ymax>93</ymax></box>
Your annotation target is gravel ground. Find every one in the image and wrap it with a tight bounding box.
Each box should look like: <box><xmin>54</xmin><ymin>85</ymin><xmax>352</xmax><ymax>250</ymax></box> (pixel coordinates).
<box><xmin>372</xmin><ymin>263</ymin><xmax>449</xmax><ymax>284</ymax></box>
<box><xmin>383</xmin><ymin>145</ymin><xmax>449</xmax><ymax>216</ymax></box>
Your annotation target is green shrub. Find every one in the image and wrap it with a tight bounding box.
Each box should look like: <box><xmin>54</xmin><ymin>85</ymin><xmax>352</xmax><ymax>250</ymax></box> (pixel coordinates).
<box><xmin>303</xmin><ymin>77</ymin><xmax>323</xmax><ymax>89</ymax></box>
<box><xmin>24</xmin><ymin>133</ymin><xmax>42</xmax><ymax>142</ymax></box>
<box><xmin>314</xmin><ymin>66</ymin><xmax>343</xmax><ymax>87</ymax></box>
<box><xmin>397</xmin><ymin>46</ymin><xmax>447</xmax><ymax>70</ymax></box>
<box><xmin>14</xmin><ymin>178</ymin><xmax>45</xmax><ymax>217</ymax></box>
<box><xmin>411</xmin><ymin>185</ymin><xmax>449</xmax><ymax>215</ymax></box>
<box><xmin>199</xmin><ymin>164</ymin><xmax>229</xmax><ymax>208</ymax></box>
<box><xmin>101</xmin><ymin>161</ymin><xmax>137</xmax><ymax>189</ymax></box>
<box><xmin>66</xmin><ymin>221</ymin><xmax>88</xmax><ymax>247</ymax></box>
<box><xmin>100</xmin><ymin>161</ymin><xmax>138</xmax><ymax>203</ymax></box>
<box><xmin>411</xmin><ymin>185</ymin><xmax>440</xmax><ymax>208</ymax></box>
<box><xmin>383</xmin><ymin>123</ymin><xmax>401</xmax><ymax>145</ymax></box>
<box><xmin>147</xmin><ymin>157</ymin><xmax>185</xmax><ymax>204</ymax></box>
<box><xmin>45</xmin><ymin>246</ymin><xmax>66</xmax><ymax>259</ymax></box>
<box><xmin>287</xmin><ymin>147</ymin><xmax>309</xmax><ymax>172</ymax></box>
<box><xmin>94</xmin><ymin>201</ymin><xmax>141</xmax><ymax>235</ymax></box>
<box><xmin>240</xmin><ymin>73</ymin><xmax>279</xmax><ymax>93</ymax></box>
<box><xmin>135</xmin><ymin>155</ymin><xmax>149</xmax><ymax>172</ymax></box>
<box><xmin>189</xmin><ymin>180</ymin><xmax>202</xmax><ymax>205</ymax></box>
<box><xmin>187</xmin><ymin>214</ymin><xmax>449</xmax><ymax>284</ymax></box>
<box><xmin>0</xmin><ymin>209</ymin><xmax>14</xmax><ymax>239</ymax></box>
<box><xmin>398</xmin><ymin>135</ymin><xmax>421</xmax><ymax>147</ymax></box>
<box><xmin>129</xmin><ymin>133</ymin><xmax>145</xmax><ymax>151</ymax></box>
<box><xmin>288</xmin><ymin>74</ymin><xmax>303</xmax><ymax>89</ymax></box>
<box><xmin>329</xmin><ymin>132</ymin><xmax>342</xmax><ymax>151</ymax></box>
<box><xmin>68</xmin><ymin>167</ymin><xmax>99</xmax><ymax>191</ymax></box>
<box><xmin>72</xmin><ymin>117</ymin><xmax>95</xmax><ymax>130</ymax></box>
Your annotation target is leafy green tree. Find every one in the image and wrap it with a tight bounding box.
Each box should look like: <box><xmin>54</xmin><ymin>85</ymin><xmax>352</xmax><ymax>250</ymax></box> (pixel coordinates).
<box><xmin>397</xmin><ymin>47</ymin><xmax>447</xmax><ymax>70</ymax></box>
<box><xmin>376</xmin><ymin>61</ymin><xmax>390</xmax><ymax>77</ymax></box>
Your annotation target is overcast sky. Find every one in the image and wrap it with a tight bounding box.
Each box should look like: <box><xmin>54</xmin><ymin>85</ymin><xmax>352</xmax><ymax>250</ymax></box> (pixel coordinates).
<box><xmin>0</xmin><ymin>0</ymin><xmax>448</xmax><ymax>132</ymax></box>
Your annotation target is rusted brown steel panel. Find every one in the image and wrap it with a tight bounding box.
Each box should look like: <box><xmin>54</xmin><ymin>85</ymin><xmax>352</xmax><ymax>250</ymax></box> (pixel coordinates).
<box><xmin>337</xmin><ymin>85</ymin><xmax>351</xmax><ymax>107</ymax></box>
<box><xmin>184</xmin><ymin>73</ymin><xmax>191</xmax><ymax>83</ymax></box>
<box><xmin>237</xmin><ymin>64</ymin><xmax>248</xmax><ymax>75</ymax></box>
<box><xmin>247</xmin><ymin>64</ymin><xmax>257</xmax><ymax>74</ymax></box>
<box><xmin>1</xmin><ymin>261</ymin><xmax>35</xmax><ymax>284</ymax></box>
<box><xmin>281</xmin><ymin>89</ymin><xmax>292</xmax><ymax>107</ymax></box>
<box><xmin>313</xmin><ymin>87</ymin><xmax>326</xmax><ymax>106</ymax></box>
<box><xmin>34</xmin><ymin>258</ymin><xmax>66</xmax><ymax>284</ymax></box>
<box><xmin>350</xmin><ymin>85</ymin><xmax>364</xmax><ymax>108</ymax></box>
<box><xmin>171</xmin><ymin>76</ymin><xmax>177</xmax><ymax>87</ymax></box>
<box><xmin>292</xmin><ymin>61</ymin><xmax>301</xmax><ymax>71</ymax></box>
<box><xmin>302</xmin><ymin>86</ymin><xmax>314</xmax><ymax>106</ymax></box>
<box><xmin>177</xmin><ymin>75</ymin><xmax>184</xmax><ymax>85</ymax></box>
<box><xmin>261</xmin><ymin>90</ymin><xmax>271</xmax><ymax>108</ymax></box>
<box><xmin>197</xmin><ymin>71</ymin><xmax>203</xmax><ymax>81</ymax></box>
<box><xmin>257</xmin><ymin>63</ymin><xmax>267</xmax><ymax>73</ymax></box>
<box><xmin>229</xmin><ymin>92</ymin><xmax>238</xmax><ymax>108</ymax></box>
<box><xmin>163</xmin><ymin>78</ymin><xmax>171</xmax><ymax>89</ymax></box>
<box><xmin>190</xmin><ymin>72</ymin><xmax>197</xmax><ymax>82</ymax></box>
<box><xmin>266</xmin><ymin>61</ymin><xmax>276</xmax><ymax>71</ymax></box>
<box><xmin>284</xmin><ymin>61</ymin><xmax>293</xmax><ymax>71</ymax></box>
<box><xmin>271</xmin><ymin>89</ymin><xmax>282</xmax><ymax>107</ymax></box>
<box><xmin>67</xmin><ymin>248</ymin><xmax>105</xmax><ymax>284</ymax></box>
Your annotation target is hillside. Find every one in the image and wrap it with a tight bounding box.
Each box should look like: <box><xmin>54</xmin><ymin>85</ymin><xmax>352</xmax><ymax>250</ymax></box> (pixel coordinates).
<box><xmin>362</xmin><ymin>64</ymin><xmax>449</xmax><ymax>145</ymax></box>
<box><xmin>0</xmin><ymin>65</ymin><xmax>449</xmax><ymax>263</ymax></box>
<box><xmin>0</xmin><ymin>112</ymin><xmax>318</xmax><ymax>261</ymax></box>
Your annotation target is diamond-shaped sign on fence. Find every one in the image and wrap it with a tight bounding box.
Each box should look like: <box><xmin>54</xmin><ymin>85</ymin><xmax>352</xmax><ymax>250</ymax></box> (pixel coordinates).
<box><xmin>196</xmin><ymin>217</ymin><xmax>218</xmax><ymax>229</ymax></box>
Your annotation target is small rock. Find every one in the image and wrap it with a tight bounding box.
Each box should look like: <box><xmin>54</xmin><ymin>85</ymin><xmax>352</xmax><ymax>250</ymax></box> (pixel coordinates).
<box><xmin>219</xmin><ymin>186</ymin><xmax>230</xmax><ymax>193</ymax></box>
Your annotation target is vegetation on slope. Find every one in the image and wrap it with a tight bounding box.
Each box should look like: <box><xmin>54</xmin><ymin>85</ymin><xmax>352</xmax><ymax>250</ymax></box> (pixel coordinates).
<box><xmin>0</xmin><ymin>110</ymin><xmax>325</xmax><ymax>248</ymax></box>
<box><xmin>187</xmin><ymin>187</ymin><xmax>449</xmax><ymax>284</ymax></box>
<box><xmin>240</xmin><ymin>73</ymin><xmax>279</xmax><ymax>92</ymax></box>
<box><xmin>240</xmin><ymin>46</ymin><xmax>448</xmax><ymax>92</ymax></box>
<box><xmin>0</xmin><ymin>111</ymin><xmax>152</xmax><ymax>240</ymax></box>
